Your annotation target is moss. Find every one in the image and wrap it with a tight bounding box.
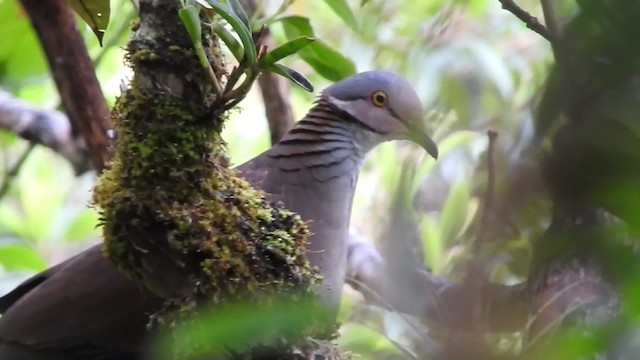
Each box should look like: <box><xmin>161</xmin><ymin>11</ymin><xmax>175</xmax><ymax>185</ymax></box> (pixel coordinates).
<box><xmin>92</xmin><ymin>2</ymin><xmax>334</xmax><ymax>358</ymax></box>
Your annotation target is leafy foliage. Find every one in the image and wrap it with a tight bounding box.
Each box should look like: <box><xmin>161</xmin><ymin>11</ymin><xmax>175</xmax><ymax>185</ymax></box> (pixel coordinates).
<box><xmin>7</xmin><ymin>0</ymin><xmax>640</xmax><ymax>358</ymax></box>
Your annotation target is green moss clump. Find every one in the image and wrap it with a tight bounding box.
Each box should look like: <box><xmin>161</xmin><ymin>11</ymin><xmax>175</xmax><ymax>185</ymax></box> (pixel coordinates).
<box><xmin>92</xmin><ymin>6</ymin><xmax>328</xmax><ymax>357</ymax></box>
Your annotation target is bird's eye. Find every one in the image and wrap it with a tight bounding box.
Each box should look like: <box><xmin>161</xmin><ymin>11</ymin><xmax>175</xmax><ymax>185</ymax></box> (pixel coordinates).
<box><xmin>371</xmin><ymin>90</ymin><xmax>388</xmax><ymax>107</ymax></box>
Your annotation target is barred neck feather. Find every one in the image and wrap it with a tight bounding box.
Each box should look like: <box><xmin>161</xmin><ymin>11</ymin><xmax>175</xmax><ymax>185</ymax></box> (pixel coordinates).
<box><xmin>267</xmin><ymin>97</ymin><xmax>383</xmax><ymax>181</ymax></box>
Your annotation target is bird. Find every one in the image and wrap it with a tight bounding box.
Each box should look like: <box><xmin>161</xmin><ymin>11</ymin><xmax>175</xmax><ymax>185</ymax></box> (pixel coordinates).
<box><xmin>0</xmin><ymin>71</ymin><xmax>438</xmax><ymax>359</ymax></box>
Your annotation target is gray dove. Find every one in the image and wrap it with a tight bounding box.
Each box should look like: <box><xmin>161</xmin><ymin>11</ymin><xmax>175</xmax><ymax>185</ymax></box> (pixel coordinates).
<box><xmin>0</xmin><ymin>71</ymin><xmax>438</xmax><ymax>359</ymax></box>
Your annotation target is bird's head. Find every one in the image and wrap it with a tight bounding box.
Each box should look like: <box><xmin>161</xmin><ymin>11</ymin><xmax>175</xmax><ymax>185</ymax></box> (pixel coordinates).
<box><xmin>321</xmin><ymin>71</ymin><xmax>438</xmax><ymax>159</ymax></box>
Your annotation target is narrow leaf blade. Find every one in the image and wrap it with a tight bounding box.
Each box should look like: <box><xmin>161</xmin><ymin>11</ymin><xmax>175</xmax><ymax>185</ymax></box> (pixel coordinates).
<box><xmin>261</xmin><ymin>36</ymin><xmax>315</xmax><ymax>66</ymax></box>
<box><xmin>225</xmin><ymin>0</ymin><xmax>251</xmax><ymax>29</ymax></box>
<box><xmin>212</xmin><ymin>23</ymin><xmax>244</xmax><ymax>61</ymax></box>
<box><xmin>322</xmin><ymin>0</ymin><xmax>358</xmax><ymax>32</ymax></box>
<box><xmin>205</xmin><ymin>0</ymin><xmax>256</xmax><ymax>65</ymax></box>
<box><xmin>280</xmin><ymin>16</ymin><xmax>355</xmax><ymax>81</ymax></box>
<box><xmin>268</xmin><ymin>64</ymin><xmax>314</xmax><ymax>92</ymax></box>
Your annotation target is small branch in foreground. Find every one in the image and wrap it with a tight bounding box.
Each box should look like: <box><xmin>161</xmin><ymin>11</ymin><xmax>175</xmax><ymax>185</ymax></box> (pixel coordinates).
<box><xmin>498</xmin><ymin>0</ymin><xmax>553</xmax><ymax>42</ymax></box>
<box><xmin>0</xmin><ymin>89</ymin><xmax>90</xmax><ymax>173</ymax></box>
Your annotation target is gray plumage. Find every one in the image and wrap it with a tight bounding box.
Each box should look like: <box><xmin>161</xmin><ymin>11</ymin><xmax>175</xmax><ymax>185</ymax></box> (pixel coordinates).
<box><xmin>0</xmin><ymin>71</ymin><xmax>437</xmax><ymax>359</ymax></box>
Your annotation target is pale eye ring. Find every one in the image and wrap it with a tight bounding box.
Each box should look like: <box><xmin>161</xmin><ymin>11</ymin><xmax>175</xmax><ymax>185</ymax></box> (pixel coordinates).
<box><xmin>371</xmin><ymin>90</ymin><xmax>388</xmax><ymax>107</ymax></box>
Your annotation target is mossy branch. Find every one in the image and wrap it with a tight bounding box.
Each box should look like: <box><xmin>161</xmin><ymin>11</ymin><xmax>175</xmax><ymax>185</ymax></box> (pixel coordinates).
<box><xmin>91</xmin><ymin>0</ymin><xmax>323</xmax><ymax>357</ymax></box>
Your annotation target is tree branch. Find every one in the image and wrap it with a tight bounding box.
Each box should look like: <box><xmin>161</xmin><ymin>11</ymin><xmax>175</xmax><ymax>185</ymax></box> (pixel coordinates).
<box><xmin>498</xmin><ymin>0</ymin><xmax>553</xmax><ymax>42</ymax></box>
<box><xmin>20</xmin><ymin>0</ymin><xmax>111</xmax><ymax>172</ymax></box>
<box><xmin>0</xmin><ymin>88</ymin><xmax>90</xmax><ymax>173</ymax></box>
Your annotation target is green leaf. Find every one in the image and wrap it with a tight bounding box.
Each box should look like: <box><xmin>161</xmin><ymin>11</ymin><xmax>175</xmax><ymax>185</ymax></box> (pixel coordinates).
<box><xmin>439</xmin><ymin>180</ymin><xmax>471</xmax><ymax>245</ymax></box>
<box><xmin>261</xmin><ymin>36</ymin><xmax>315</xmax><ymax>66</ymax></box>
<box><xmin>211</xmin><ymin>23</ymin><xmax>244</xmax><ymax>61</ymax></box>
<box><xmin>280</xmin><ymin>16</ymin><xmax>356</xmax><ymax>81</ymax></box>
<box><xmin>179</xmin><ymin>5</ymin><xmax>202</xmax><ymax>42</ymax></box>
<box><xmin>421</xmin><ymin>215</ymin><xmax>442</xmax><ymax>273</ymax></box>
<box><xmin>204</xmin><ymin>0</ymin><xmax>256</xmax><ymax>65</ymax></box>
<box><xmin>0</xmin><ymin>243</ymin><xmax>46</xmax><ymax>271</ymax></box>
<box><xmin>68</xmin><ymin>0</ymin><xmax>110</xmax><ymax>46</ymax></box>
<box><xmin>225</xmin><ymin>0</ymin><xmax>250</xmax><ymax>29</ymax></box>
<box><xmin>179</xmin><ymin>4</ymin><xmax>209</xmax><ymax>68</ymax></box>
<box><xmin>150</xmin><ymin>297</ymin><xmax>329</xmax><ymax>359</ymax></box>
<box><xmin>0</xmin><ymin>1</ymin><xmax>48</xmax><ymax>80</ymax></box>
<box><xmin>268</xmin><ymin>63</ymin><xmax>314</xmax><ymax>92</ymax></box>
<box><xmin>322</xmin><ymin>0</ymin><xmax>358</xmax><ymax>32</ymax></box>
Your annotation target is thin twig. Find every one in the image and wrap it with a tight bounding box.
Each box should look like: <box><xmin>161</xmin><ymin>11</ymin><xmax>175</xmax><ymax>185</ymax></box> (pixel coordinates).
<box><xmin>0</xmin><ymin>143</ymin><xmax>36</xmax><ymax>201</ymax></box>
<box><xmin>539</xmin><ymin>0</ymin><xmax>565</xmax><ymax>63</ymax></box>
<box><xmin>498</xmin><ymin>0</ymin><xmax>553</xmax><ymax>42</ymax></box>
<box><xmin>465</xmin><ymin>130</ymin><xmax>498</xmax><ymax>332</ymax></box>
<box><xmin>481</xmin><ymin>131</ymin><xmax>498</xmax><ymax>233</ymax></box>
<box><xmin>468</xmin><ymin>130</ymin><xmax>499</xmax><ymax>266</ymax></box>
<box><xmin>540</xmin><ymin>0</ymin><xmax>560</xmax><ymax>41</ymax></box>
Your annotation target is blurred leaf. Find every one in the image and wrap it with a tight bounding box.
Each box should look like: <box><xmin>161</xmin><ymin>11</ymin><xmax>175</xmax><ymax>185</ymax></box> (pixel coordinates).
<box><xmin>421</xmin><ymin>215</ymin><xmax>442</xmax><ymax>273</ymax></box>
<box><xmin>280</xmin><ymin>16</ymin><xmax>356</xmax><ymax>81</ymax></box>
<box><xmin>204</xmin><ymin>0</ymin><xmax>256</xmax><ymax>65</ymax></box>
<box><xmin>439</xmin><ymin>180</ymin><xmax>470</xmax><ymax>245</ymax></box>
<box><xmin>268</xmin><ymin>63</ymin><xmax>314</xmax><ymax>92</ymax></box>
<box><xmin>466</xmin><ymin>40</ymin><xmax>513</xmax><ymax>99</ymax></box>
<box><xmin>376</xmin><ymin>142</ymin><xmax>399</xmax><ymax>190</ymax></box>
<box><xmin>0</xmin><ymin>1</ymin><xmax>48</xmax><ymax>81</ymax></box>
<box><xmin>0</xmin><ymin>243</ymin><xmax>46</xmax><ymax>271</ymax></box>
<box><xmin>65</xmin><ymin>208</ymin><xmax>100</xmax><ymax>242</ymax></box>
<box><xmin>251</xmin><ymin>0</ymin><xmax>294</xmax><ymax>30</ymax></box>
<box><xmin>151</xmin><ymin>297</ymin><xmax>330</xmax><ymax>359</ymax></box>
<box><xmin>225</xmin><ymin>0</ymin><xmax>250</xmax><ymax>29</ymax></box>
<box><xmin>18</xmin><ymin>149</ymin><xmax>72</xmax><ymax>241</ymax></box>
<box><xmin>261</xmin><ymin>36</ymin><xmax>315</xmax><ymax>66</ymax></box>
<box><xmin>0</xmin><ymin>203</ymin><xmax>28</xmax><ymax>240</ymax></box>
<box><xmin>68</xmin><ymin>0</ymin><xmax>110</xmax><ymax>45</ymax></box>
<box><xmin>460</xmin><ymin>0</ymin><xmax>491</xmax><ymax>16</ymax></box>
<box><xmin>412</xmin><ymin>130</ymin><xmax>477</xmax><ymax>196</ymax></box>
<box><xmin>322</xmin><ymin>0</ymin><xmax>358</xmax><ymax>32</ymax></box>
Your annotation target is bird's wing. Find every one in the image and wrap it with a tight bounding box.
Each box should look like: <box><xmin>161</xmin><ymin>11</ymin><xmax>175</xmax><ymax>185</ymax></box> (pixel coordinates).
<box><xmin>0</xmin><ymin>151</ymin><xmax>278</xmax><ymax>359</ymax></box>
<box><xmin>0</xmin><ymin>245</ymin><xmax>163</xmax><ymax>359</ymax></box>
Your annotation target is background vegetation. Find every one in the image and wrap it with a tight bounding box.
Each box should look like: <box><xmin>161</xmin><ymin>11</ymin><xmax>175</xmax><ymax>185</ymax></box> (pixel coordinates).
<box><xmin>2</xmin><ymin>0</ymin><xmax>637</xmax><ymax>358</ymax></box>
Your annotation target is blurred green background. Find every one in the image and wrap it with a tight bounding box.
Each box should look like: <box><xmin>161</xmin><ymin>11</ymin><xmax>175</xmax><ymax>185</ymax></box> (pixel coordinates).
<box><xmin>0</xmin><ymin>0</ymin><xmax>567</xmax><ymax>358</ymax></box>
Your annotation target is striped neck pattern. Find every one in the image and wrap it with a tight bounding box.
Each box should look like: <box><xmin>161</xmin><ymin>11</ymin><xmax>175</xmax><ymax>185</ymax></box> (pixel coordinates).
<box><xmin>267</xmin><ymin>97</ymin><xmax>383</xmax><ymax>181</ymax></box>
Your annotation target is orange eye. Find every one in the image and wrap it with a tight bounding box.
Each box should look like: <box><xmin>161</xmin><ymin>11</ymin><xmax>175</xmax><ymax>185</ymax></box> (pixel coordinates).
<box><xmin>371</xmin><ymin>90</ymin><xmax>388</xmax><ymax>107</ymax></box>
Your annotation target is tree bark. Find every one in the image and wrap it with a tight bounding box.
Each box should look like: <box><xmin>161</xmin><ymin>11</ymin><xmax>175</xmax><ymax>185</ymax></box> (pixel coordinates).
<box><xmin>20</xmin><ymin>0</ymin><xmax>111</xmax><ymax>172</ymax></box>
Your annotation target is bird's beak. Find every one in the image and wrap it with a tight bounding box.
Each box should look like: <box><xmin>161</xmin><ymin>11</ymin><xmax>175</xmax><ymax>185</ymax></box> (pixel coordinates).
<box><xmin>407</xmin><ymin>122</ymin><xmax>439</xmax><ymax>159</ymax></box>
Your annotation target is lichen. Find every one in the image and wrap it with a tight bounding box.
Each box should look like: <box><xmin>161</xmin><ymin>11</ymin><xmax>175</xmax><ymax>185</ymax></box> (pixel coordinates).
<box><xmin>91</xmin><ymin>2</ymin><xmax>332</xmax><ymax>358</ymax></box>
